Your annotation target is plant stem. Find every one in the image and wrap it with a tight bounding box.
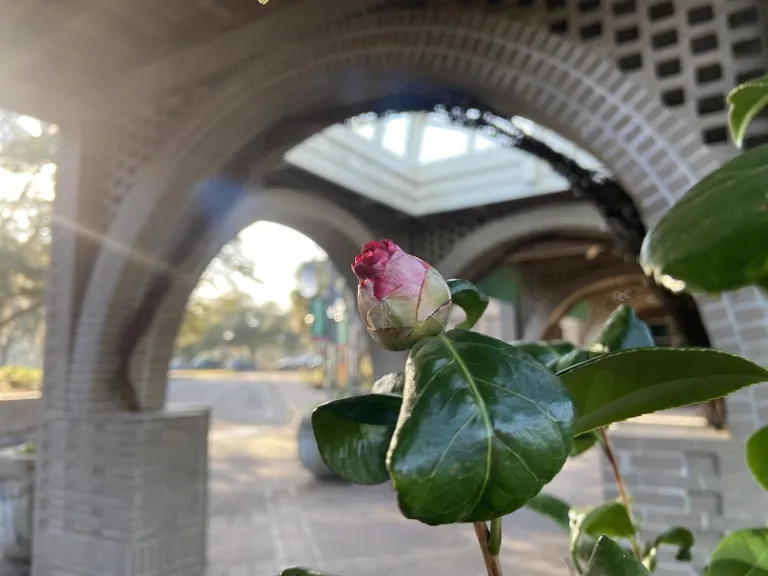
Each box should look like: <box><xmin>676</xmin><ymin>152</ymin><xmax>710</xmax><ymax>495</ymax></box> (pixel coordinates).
<box><xmin>473</xmin><ymin>521</ymin><xmax>504</xmax><ymax>576</ymax></box>
<box><xmin>598</xmin><ymin>427</ymin><xmax>641</xmax><ymax>559</ymax></box>
<box><xmin>488</xmin><ymin>517</ymin><xmax>502</xmax><ymax>556</ymax></box>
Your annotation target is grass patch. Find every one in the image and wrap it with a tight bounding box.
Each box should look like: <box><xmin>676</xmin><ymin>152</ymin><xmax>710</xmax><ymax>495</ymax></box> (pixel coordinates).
<box><xmin>0</xmin><ymin>365</ymin><xmax>43</xmax><ymax>393</ymax></box>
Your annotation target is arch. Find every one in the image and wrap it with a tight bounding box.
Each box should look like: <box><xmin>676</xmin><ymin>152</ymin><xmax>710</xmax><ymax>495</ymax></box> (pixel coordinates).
<box><xmin>73</xmin><ymin>9</ymin><xmax>733</xmax><ymax>406</ymax></box>
<box><xmin>133</xmin><ymin>187</ymin><xmax>376</xmax><ymax>408</ymax></box>
<box><xmin>436</xmin><ymin>201</ymin><xmax>608</xmax><ymax>279</ymax></box>
<box><xmin>539</xmin><ymin>273</ymin><xmax>653</xmax><ymax>339</ymax></box>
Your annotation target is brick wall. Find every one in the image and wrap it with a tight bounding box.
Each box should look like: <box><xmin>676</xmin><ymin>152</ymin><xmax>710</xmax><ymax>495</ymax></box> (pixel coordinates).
<box><xmin>604</xmin><ymin>420</ymin><xmax>766</xmax><ymax>575</ymax></box>
<box><xmin>0</xmin><ymin>395</ymin><xmax>41</xmax><ymax>447</ymax></box>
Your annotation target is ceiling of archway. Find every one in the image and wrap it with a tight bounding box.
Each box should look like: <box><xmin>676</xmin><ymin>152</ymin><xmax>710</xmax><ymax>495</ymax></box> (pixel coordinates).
<box><xmin>284</xmin><ymin>111</ymin><xmax>608</xmax><ymax>217</ymax></box>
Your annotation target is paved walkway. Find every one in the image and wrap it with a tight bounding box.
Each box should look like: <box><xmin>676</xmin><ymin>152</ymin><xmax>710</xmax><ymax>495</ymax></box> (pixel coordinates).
<box><xmin>168</xmin><ymin>375</ymin><xmax>603</xmax><ymax>576</ymax></box>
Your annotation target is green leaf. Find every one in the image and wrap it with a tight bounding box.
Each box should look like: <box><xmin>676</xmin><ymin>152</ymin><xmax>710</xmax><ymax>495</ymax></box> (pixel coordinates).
<box><xmin>707</xmin><ymin>528</ymin><xmax>768</xmax><ymax>576</ymax></box>
<box><xmin>728</xmin><ymin>75</ymin><xmax>768</xmax><ymax>148</ymax></box>
<box><xmin>551</xmin><ymin>349</ymin><xmax>599</xmax><ymax>373</ymax></box>
<box><xmin>570</xmin><ymin>500</ymin><xmax>636</xmax><ymax>542</ymax></box>
<box><xmin>524</xmin><ymin>493</ymin><xmax>603</xmax><ymax>565</ymax></box>
<box><xmin>507</xmin><ymin>340</ymin><xmax>577</xmax><ymax>367</ymax></box>
<box><xmin>280</xmin><ymin>568</ymin><xmax>340</xmax><ymax>576</ymax></box>
<box><xmin>568</xmin><ymin>500</ymin><xmax>637</xmax><ymax>572</ymax></box>
<box><xmin>388</xmin><ymin>329</ymin><xmax>575</xmax><ymax>525</ymax></box>
<box><xmin>571</xmin><ymin>431</ymin><xmax>599</xmax><ymax>457</ymax></box>
<box><xmin>585</xmin><ymin>537</ymin><xmax>651</xmax><ymax>576</ymax></box>
<box><xmin>558</xmin><ymin>348</ymin><xmax>768</xmax><ymax>434</ymax></box>
<box><xmin>643</xmin><ymin>527</ymin><xmax>695</xmax><ymax>572</ymax></box>
<box><xmin>312</xmin><ymin>394</ymin><xmax>402</xmax><ymax>485</ymax></box>
<box><xmin>447</xmin><ymin>279</ymin><xmax>490</xmax><ymax>330</ymax></box>
<box><xmin>595</xmin><ymin>305</ymin><xmax>654</xmax><ymax>351</ymax></box>
<box><xmin>640</xmin><ymin>145</ymin><xmax>768</xmax><ymax>294</ymax></box>
<box><xmin>371</xmin><ymin>372</ymin><xmax>405</xmax><ymax>395</ymax></box>
<box><xmin>525</xmin><ymin>492</ymin><xmax>571</xmax><ymax>532</ymax></box>
<box><xmin>747</xmin><ymin>426</ymin><xmax>768</xmax><ymax>493</ymax></box>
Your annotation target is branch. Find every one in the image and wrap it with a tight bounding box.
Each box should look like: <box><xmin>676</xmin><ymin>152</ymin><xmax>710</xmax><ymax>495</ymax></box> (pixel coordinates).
<box><xmin>0</xmin><ymin>301</ymin><xmax>44</xmax><ymax>330</ymax></box>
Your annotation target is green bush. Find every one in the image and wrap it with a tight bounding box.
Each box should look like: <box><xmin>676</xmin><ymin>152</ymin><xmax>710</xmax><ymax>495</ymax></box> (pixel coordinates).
<box><xmin>0</xmin><ymin>365</ymin><xmax>43</xmax><ymax>392</ymax></box>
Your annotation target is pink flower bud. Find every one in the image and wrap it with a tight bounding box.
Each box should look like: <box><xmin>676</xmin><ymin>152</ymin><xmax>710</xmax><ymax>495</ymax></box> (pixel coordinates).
<box><xmin>352</xmin><ymin>240</ymin><xmax>451</xmax><ymax>351</ymax></box>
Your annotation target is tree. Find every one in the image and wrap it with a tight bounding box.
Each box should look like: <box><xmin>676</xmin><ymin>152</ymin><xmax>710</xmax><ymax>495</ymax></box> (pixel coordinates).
<box><xmin>174</xmin><ymin>288</ymin><xmax>305</xmax><ymax>366</ymax></box>
<box><xmin>0</xmin><ymin>111</ymin><xmax>57</xmax><ymax>363</ymax></box>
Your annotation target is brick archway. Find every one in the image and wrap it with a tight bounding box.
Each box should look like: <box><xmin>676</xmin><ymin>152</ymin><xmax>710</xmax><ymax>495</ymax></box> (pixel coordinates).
<box><xmin>436</xmin><ymin>201</ymin><xmax>608</xmax><ymax>279</ymax></box>
<box><xmin>73</xmin><ymin>9</ymin><xmax>757</xmax><ymax>410</ymax></box>
<box><xmin>130</xmin><ymin>187</ymin><xmax>378</xmax><ymax>409</ymax></box>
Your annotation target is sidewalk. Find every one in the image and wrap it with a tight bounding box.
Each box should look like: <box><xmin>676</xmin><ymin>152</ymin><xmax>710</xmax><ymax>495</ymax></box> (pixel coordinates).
<box><xmin>205</xmin><ymin>377</ymin><xmax>603</xmax><ymax>575</ymax></box>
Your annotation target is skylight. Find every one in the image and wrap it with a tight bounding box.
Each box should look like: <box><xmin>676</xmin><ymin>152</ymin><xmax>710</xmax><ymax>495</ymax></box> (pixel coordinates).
<box><xmin>284</xmin><ymin>111</ymin><xmax>610</xmax><ymax>216</ymax></box>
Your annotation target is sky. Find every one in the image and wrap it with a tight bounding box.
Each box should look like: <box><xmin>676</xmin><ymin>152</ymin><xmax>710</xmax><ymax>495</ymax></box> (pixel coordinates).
<box><xmin>199</xmin><ymin>221</ymin><xmax>327</xmax><ymax>309</ymax></box>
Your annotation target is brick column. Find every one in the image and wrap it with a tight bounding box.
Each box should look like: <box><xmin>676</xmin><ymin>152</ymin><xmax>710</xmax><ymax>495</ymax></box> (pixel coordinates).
<box><xmin>33</xmin><ymin>124</ymin><xmax>211</xmax><ymax>576</ymax></box>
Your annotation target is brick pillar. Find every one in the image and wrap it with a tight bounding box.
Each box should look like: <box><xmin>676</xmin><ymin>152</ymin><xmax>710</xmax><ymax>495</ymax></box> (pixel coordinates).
<box><xmin>33</xmin><ymin>123</ymin><xmax>211</xmax><ymax>576</ymax></box>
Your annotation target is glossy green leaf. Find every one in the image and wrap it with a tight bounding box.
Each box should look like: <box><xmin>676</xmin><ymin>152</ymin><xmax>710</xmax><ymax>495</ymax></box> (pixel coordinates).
<box><xmin>388</xmin><ymin>329</ymin><xmax>575</xmax><ymax>525</ymax></box>
<box><xmin>371</xmin><ymin>372</ymin><xmax>405</xmax><ymax>395</ymax></box>
<box><xmin>551</xmin><ymin>349</ymin><xmax>599</xmax><ymax>373</ymax></box>
<box><xmin>707</xmin><ymin>528</ymin><xmax>768</xmax><ymax>576</ymax></box>
<box><xmin>558</xmin><ymin>348</ymin><xmax>768</xmax><ymax>435</ymax></box>
<box><xmin>569</xmin><ymin>500</ymin><xmax>637</xmax><ymax>572</ymax></box>
<box><xmin>280</xmin><ymin>568</ymin><xmax>340</xmax><ymax>576</ymax></box>
<box><xmin>525</xmin><ymin>492</ymin><xmax>571</xmax><ymax>532</ymax></box>
<box><xmin>596</xmin><ymin>305</ymin><xmax>654</xmax><ymax>351</ymax></box>
<box><xmin>507</xmin><ymin>340</ymin><xmax>577</xmax><ymax>367</ymax></box>
<box><xmin>525</xmin><ymin>493</ymin><xmax>600</xmax><ymax>565</ymax></box>
<box><xmin>585</xmin><ymin>537</ymin><xmax>651</xmax><ymax>576</ymax></box>
<box><xmin>447</xmin><ymin>279</ymin><xmax>490</xmax><ymax>330</ymax></box>
<box><xmin>728</xmin><ymin>75</ymin><xmax>768</xmax><ymax>148</ymax></box>
<box><xmin>312</xmin><ymin>394</ymin><xmax>402</xmax><ymax>485</ymax></box>
<box><xmin>747</xmin><ymin>426</ymin><xmax>768</xmax><ymax>493</ymax></box>
<box><xmin>643</xmin><ymin>527</ymin><xmax>694</xmax><ymax>572</ymax></box>
<box><xmin>640</xmin><ymin>144</ymin><xmax>768</xmax><ymax>294</ymax></box>
<box><xmin>571</xmin><ymin>431</ymin><xmax>599</xmax><ymax>457</ymax></box>
<box><xmin>570</xmin><ymin>500</ymin><xmax>636</xmax><ymax>542</ymax></box>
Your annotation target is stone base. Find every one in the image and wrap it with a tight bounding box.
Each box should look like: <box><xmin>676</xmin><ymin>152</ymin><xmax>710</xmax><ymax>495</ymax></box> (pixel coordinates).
<box><xmin>604</xmin><ymin>418</ymin><xmax>767</xmax><ymax>575</ymax></box>
<box><xmin>0</xmin><ymin>558</ymin><xmax>30</xmax><ymax>576</ymax></box>
<box><xmin>296</xmin><ymin>413</ymin><xmax>337</xmax><ymax>480</ymax></box>
<box><xmin>32</xmin><ymin>407</ymin><xmax>209</xmax><ymax>576</ymax></box>
<box><xmin>0</xmin><ymin>447</ymin><xmax>35</xmax><ymax>564</ymax></box>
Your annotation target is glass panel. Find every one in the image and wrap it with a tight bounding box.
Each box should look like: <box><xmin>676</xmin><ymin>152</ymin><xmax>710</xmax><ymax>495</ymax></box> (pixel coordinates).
<box><xmin>350</xmin><ymin>122</ymin><xmax>375</xmax><ymax>140</ymax></box>
<box><xmin>348</xmin><ymin>113</ymin><xmax>377</xmax><ymax>140</ymax></box>
<box><xmin>419</xmin><ymin>125</ymin><xmax>469</xmax><ymax>164</ymax></box>
<box><xmin>381</xmin><ymin>114</ymin><xmax>410</xmax><ymax>157</ymax></box>
<box><xmin>474</xmin><ymin>133</ymin><xmax>499</xmax><ymax>151</ymax></box>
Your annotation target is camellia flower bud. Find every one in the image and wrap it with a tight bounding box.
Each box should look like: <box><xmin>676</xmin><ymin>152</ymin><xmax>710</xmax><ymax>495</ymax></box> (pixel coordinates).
<box><xmin>352</xmin><ymin>239</ymin><xmax>451</xmax><ymax>351</ymax></box>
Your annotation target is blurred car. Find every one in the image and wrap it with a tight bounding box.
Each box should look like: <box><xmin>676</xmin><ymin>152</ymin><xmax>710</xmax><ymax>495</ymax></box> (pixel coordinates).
<box><xmin>277</xmin><ymin>357</ymin><xmax>298</xmax><ymax>370</ymax></box>
<box><xmin>191</xmin><ymin>357</ymin><xmax>222</xmax><ymax>369</ymax></box>
<box><xmin>304</xmin><ymin>355</ymin><xmax>323</xmax><ymax>369</ymax></box>
<box><xmin>168</xmin><ymin>358</ymin><xmax>188</xmax><ymax>370</ymax></box>
<box><xmin>226</xmin><ymin>358</ymin><xmax>257</xmax><ymax>372</ymax></box>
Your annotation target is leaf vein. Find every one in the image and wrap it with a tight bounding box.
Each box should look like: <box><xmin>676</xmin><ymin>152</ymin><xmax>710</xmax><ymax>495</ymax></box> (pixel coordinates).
<box><xmin>438</xmin><ymin>335</ymin><xmax>493</xmax><ymax>517</ymax></box>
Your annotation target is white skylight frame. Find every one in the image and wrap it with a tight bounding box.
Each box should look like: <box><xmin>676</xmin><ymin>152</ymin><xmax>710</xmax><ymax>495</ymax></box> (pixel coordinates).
<box><xmin>284</xmin><ymin>112</ymin><xmax>609</xmax><ymax>216</ymax></box>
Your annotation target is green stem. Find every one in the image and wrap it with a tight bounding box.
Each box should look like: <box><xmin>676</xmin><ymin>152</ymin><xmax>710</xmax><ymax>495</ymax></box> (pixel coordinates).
<box><xmin>570</xmin><ymin>543</ymin><xmax>584</xmax><ymax>575</ymax></box>
<box><xmin>473</xmin><ymin>521</ymin><xmax>504</xmax><ymax>576</ymax></box>
<box><xmin>488</xmin><ymin>517</ymin><xmax>502</xmax><ymax>556</ymax></box>
<box><xmin>598</xmin><ymin>427</ymin><xmax>641</xmax><ymax>559</ymax></box>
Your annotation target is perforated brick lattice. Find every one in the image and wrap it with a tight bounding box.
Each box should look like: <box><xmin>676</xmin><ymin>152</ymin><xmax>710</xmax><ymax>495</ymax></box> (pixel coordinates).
<box><xmin>103</xmin><ymin>84</ymin><xmax>218</xmax><ymax>228</ymax></box>
<box><xmin>424</xmin><ymin>0</ymin><xmax>768</xmax><ymax>151</ymax></box>
<box><xmin>410</xmin><ymin>208</ymin><xmax>497</xmax><ymax>265</ymax></box>
<box><xmin>536</xmin><ymin>0</ymin><xmax>768</xmax><ymax>149</ymax></box>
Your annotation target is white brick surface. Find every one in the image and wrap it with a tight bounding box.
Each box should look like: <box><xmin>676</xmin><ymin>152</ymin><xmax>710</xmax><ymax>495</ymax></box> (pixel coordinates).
<box><xmin>33</xmin><ymin>408</ymin><xmax>209</xmax><ymax>576</ymax></box>
<box><xmin>606</xmin><ymin>422</ymin><xmax>768</xmax><ymax>575</ymax></box>
<box><xmin>34</xmin><ymin>2</ymin><xmax>768</xmax><ymax>575</ymax></box>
